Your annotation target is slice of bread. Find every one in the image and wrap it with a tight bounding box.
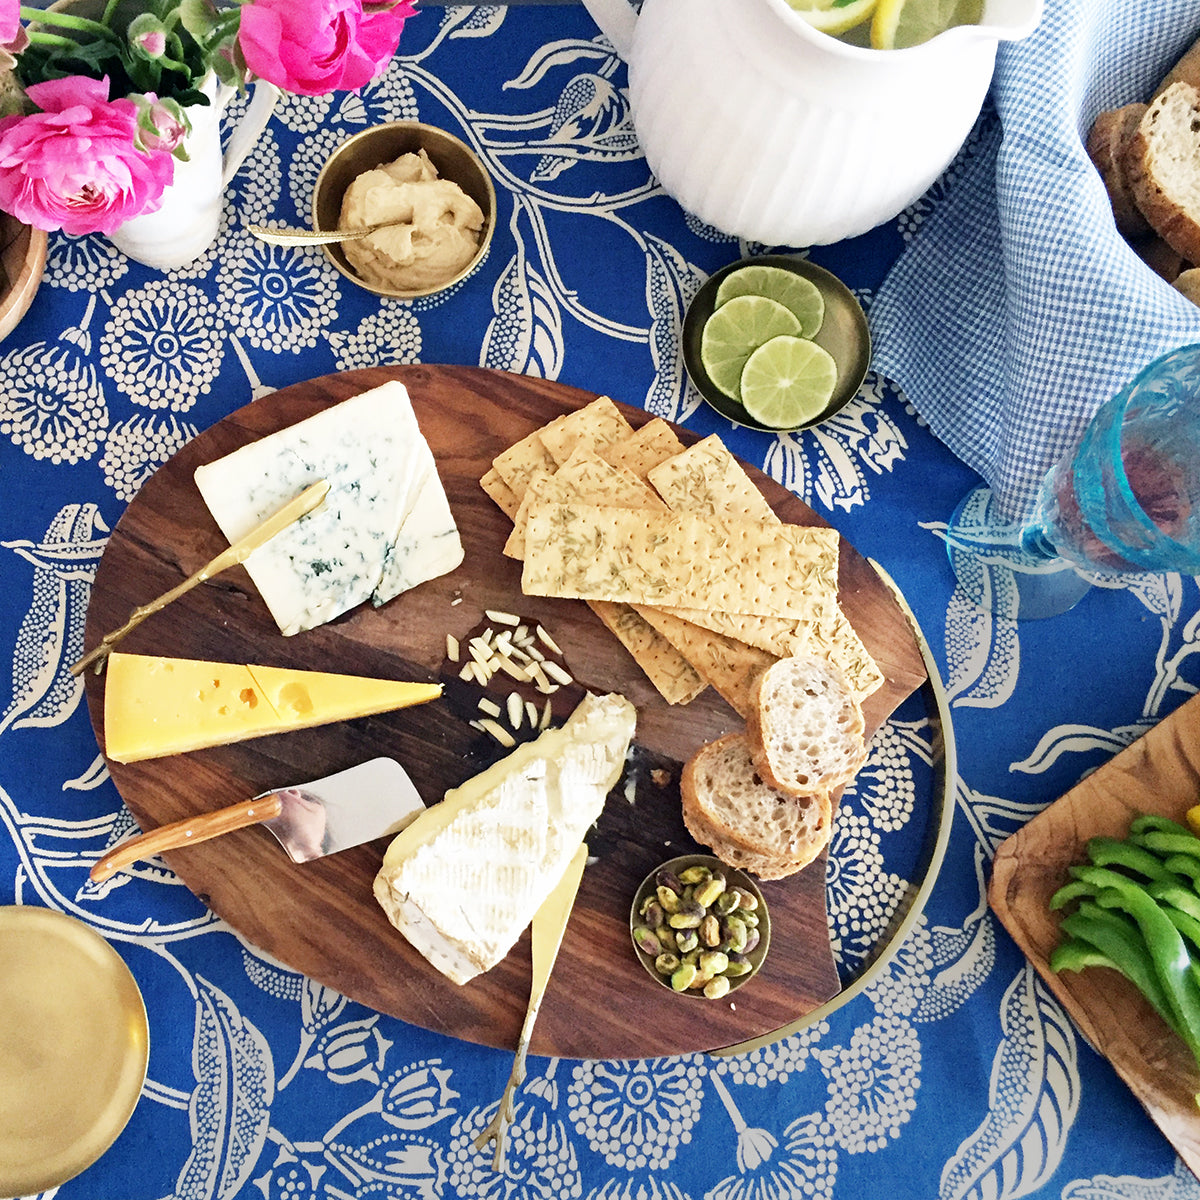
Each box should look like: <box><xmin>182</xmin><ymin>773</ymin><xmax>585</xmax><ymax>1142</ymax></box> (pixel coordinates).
<box><xmin>681</xmin><ymin>733</ymin><xmax>831</xmax><ymax>878</ymax></box>
<box><xmin>745</xmin><ymin>654</ymin><xmax>866</xmax><ymax>795</ymax></box>
<box><xmin>1125</xmin><ymin>82</ymin><xmax>1200</xmax><ymax>266</ymax></box>
<box><xmin>1174</xmin><ymin>266</ymin><xmax>1200</xmax><ymax>306</ymax></box>
<box><xmin>1087</xmin><ymin>103</ymin><xmax>1151</xmax><ymax>237</ymax></box>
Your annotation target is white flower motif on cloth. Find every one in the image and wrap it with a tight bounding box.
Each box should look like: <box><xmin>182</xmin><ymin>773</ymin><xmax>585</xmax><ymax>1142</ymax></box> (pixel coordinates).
<box><xmin>227</xmin><ymin>128</ymin><xmax>285</xmax><ymax>228</ymax></box>
<box><xmin>711</xmin><ymin>1025</ymin><xmax>829</xmax><ymax>1088</ymax></box>
<box><xmin>705</xmin><ymin>1112</ymin><xmax>838</xmax><ymax>1200</ymax></box>
<box><xmin>240</xmin><ymin>947</ymin><xmax>305</xmax><ymax>1004</ymax></box>
<box><xmin>270</xmin><ymin>88</ymin><xmax>335</xmax><ymax>135</ymax></box>
<box><xmin>825</xmin><ymin>802</ymin><xmax>909</xmax><ymax>970</ymax></box>
<box><xmin>585</xmin><ymin>1179</ymin><xmax>691</xmax><ymax>1200</ymax></box>
<box><xmin>760</xmin><ymin>375</ymin><xmax>908</xmax><ymax>515</ymax></box>
<box><xmin>363</xmin><ymin>54</ymin><xmax>420</xmax><ymax>122</ymax></box>
<box><xmin>842</xmin><ymin>721</ymin><xmax>923</xmax><ymax>834</ymax></box>
<box><xmin>567</xmin><ymin>1057</ymin><xmax>704</xmax><ymax>1170</ymax></box>
<box><xmin>327</xmin><ymin>306</ymin><xmax>422</xmax><ymax>370</ymax></box>
<box><xmin>446</xmin><ymin>1100</ymin><xmax>583</xmax><ymax>1199</ymax></box>
<box><xmin>643</xmin><ymin>235</ymin><xmax>703</xmax><ymax>424</ymax></box>
<box><xmin>816</xmin><ymin>1014</ymin><xmax>921</xmax><ymax>1154</ymax></box>
<box><xmin>217</xmin><ymin>229</ymin><xmax>341</xmax><ymax>353</ymax></box>
<box><xmin>863</xmin><ymin>916</ymin><xmax>936</xmax><ymax>1023</ymax></box>
<box><xmin>290</xmin><ymin>126</ymin><xmax>350</xmax><ymax>224</ymax></box>
<box><xmin>1062</xmin><ymin>1159</ymin><xmax>1200</xmax><ymax>1199</ymax></box>
<box><xmin>99</xmin><ymin>280</ymin><xmax>222</xmax><ymax>411</ymax></box>
<box><xmin>99</xmin><ymin>413</ymin><xmax>198</xmax><ymax>501</ymax></box>
<box><xmin>44</xmin><ymin>232</ymin><xmax>128</xmax><ymax>292</ymax></box>
<box><xmin>0</xmin><ymin>304</ymin><xmax>108</xmax><ymax>465</ymax></box>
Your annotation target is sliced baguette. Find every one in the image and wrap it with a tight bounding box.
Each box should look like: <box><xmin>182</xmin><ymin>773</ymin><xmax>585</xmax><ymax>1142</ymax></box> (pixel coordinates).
<box><xmin>681</xmin><ymin>733</ymin><xmax>831</xmax><ymax>877</ymax></box>
<box><xmin>1125</xmin><ymin>82</ymin><xmax>1200</xmax><ymax>266</ymax></box>
<box><xmin>1086</xmin><ymin>103</ymin><xmax>1151</xmax><ymax>237</ymax></box>
<box><xmin>745</xmin><ymin>654</ymin><xmax>866</xmax><ymax>795</ymax></box>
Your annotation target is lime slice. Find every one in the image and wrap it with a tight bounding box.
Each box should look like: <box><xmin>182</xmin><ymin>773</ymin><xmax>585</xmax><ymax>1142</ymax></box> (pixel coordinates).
<box><xmin>870</xmin><ymin>0</ymin><xmax>983</xmax><ymax>49</ymax></box>
<box><xmin>700</xmin><ymin>295</ymin><xmax>802</xmax><ymax>400</ymax></box>
<box><xmin>785</xmin><ymin>0</ymin><xmax>878</xmax><ymax>36</ymax></box>
<box><xmin>716</xmin><ymin>265</ymin><xmax>825</xmax><ymax>338</ymax></box>
<box><xmin>739</xmin><ymin>336</ymin><xmax>838</xmax><ymax>428</ymax></box>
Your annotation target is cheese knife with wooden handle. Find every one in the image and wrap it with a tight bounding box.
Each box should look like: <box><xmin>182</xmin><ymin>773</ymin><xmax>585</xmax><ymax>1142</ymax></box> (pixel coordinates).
<box><xmin>72</xmin><ymin>478</ymin><xmax>330</xmax><ymax>675</ymax></box>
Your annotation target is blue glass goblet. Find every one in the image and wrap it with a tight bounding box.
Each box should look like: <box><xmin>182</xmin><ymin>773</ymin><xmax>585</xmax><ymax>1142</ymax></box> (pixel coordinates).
<box><xmin>945</xmin><ymin>343</ymin><xmax>1200</xmax><ymax>619</ymax></box>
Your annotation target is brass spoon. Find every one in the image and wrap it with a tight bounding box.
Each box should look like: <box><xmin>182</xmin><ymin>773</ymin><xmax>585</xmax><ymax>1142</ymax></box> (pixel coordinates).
<box><xmin>248</xmin><ymin>222</ymin><xmax>401</xmax><ymax>247</ymax></box>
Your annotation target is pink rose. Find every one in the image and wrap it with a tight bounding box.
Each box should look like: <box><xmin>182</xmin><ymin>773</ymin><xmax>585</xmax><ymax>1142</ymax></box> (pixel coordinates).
<box><xmin>0</xmin><ymin>76</ymin><xmax>175</xmax><ymax>236</ymax></box>
<box><xmin>238</xmin><ymin>0</ymin><xmax>417</xmax><ymax>96</ymax></box>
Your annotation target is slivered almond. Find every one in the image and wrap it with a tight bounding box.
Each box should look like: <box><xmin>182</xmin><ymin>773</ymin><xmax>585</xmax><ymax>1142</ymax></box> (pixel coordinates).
<box><xmin>477</xmin><ymin>697</ymin><xmax>501</xmax><ymax>718</ymax></box>
<box><xmin>536</xmin><ymin>624</ymin><xmax>563</xmax><ymax>655</ymax></box>
<box><xmin>542</xmin><ymin>660</ymin><xmax>573</xmax><ymax>686</ymax></box>
<box><xmin>446</xmin><ymin>634</ymin><xmax>460</xmax><ymax>662</ymax></box>
<box><xmin>478</xmin><ymin>717</ymin><xmax>516</xmax><ymax>747</ymax></box>
<box><xmin>486</xmin><ymin>609</ymin><xmax>520</xmax><ymax>625</ymax></box>
<box><xmin>507</xmin><ymin>692</ymin><xmax>524</xmax><ymax>729</ymax></box>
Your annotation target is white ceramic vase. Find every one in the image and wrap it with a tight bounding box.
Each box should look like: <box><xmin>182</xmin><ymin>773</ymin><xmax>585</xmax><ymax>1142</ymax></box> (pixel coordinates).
<box><xmin>107</xmin><ymin>74</ymin><xmax>279</xmax><ymax>270</ymax></box>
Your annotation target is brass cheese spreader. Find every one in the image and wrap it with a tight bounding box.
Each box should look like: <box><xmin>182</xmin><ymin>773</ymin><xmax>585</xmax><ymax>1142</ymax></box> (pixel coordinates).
<box><xmin>90</xmin><ymin>757</ymin><xmax>424</xmax><ymax>883</ymax></box>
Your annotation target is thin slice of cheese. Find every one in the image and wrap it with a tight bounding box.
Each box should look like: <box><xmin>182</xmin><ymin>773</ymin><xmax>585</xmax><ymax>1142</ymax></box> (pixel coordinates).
<box><xmin>194</xmin><ymin>381</ymin><xmax>463</xmax><ymax>636</ymax></box>
<box><xmin>103</xmin><ymin>652</ymin><xmax>441</xmax><ymax>763</ymax></box>
<box><xmin>373</xmin><ymin>692</ymin><xmax>636</xmax><ymax>984</ymax></box>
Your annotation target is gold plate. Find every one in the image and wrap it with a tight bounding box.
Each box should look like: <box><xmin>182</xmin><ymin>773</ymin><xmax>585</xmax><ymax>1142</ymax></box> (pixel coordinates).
<box><xmin>0</xmin><ymin>907</ymin><xmax>149</xmax><ymax>1194</ymax></box>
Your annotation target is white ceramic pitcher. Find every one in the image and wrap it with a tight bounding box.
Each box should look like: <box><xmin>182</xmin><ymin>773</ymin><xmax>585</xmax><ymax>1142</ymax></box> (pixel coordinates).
<box><xmin>108</xmin><ymin>75</ymin><xmax>279</xmax><ymax>270</ymax></box>
<box><xmin>580</xmin><ymin>0</ymin><xmax>1042</xmax><ymax>246</ymax></box>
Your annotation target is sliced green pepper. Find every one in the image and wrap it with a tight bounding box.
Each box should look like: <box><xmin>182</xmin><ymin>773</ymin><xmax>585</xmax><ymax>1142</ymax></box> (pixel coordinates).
<box><xmin>1051</xmin><ymin>863</ymin><xmax>1164</xmax><ymax>910</ymax></box>
<box><xmin>1130</xmin><ymin>830</ymin><xmax>1200</xmax><ymax>863</ymax></box>
<box><xmin>1147</xmin><ymin>881</ymin><xmax>1200</xmax><ymax>924</ymax></box>
<box><xmin>1093</xmin><ymin>885</ymin><xmax>1200</xmax><ymax>1064</ymax></box>
<box><xmin>1165</xmin><ymin>854</ymin><xmax>1200</xmax><ymax>889</ymax></box>
<box><xmin>1054</xmin><ymin>903</ymin><xmax>1179</xmax><ymax>1030</ymax></box>
<box><xmin>1084</xmin><ymin>835</ymin><xmax>1176</xmax><ymax>882</ymax></box>
<box><xmin>1130</xmin><ymin>814</ymin><xmax>1196</xmax><ymax>840</ymax></box>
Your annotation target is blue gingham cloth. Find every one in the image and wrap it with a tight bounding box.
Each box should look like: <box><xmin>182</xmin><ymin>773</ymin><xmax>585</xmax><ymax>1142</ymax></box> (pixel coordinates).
<box><xmin>870</xmin><ymin>0</ymin><xmax>1200</xmax><ymax>521</ymax></box>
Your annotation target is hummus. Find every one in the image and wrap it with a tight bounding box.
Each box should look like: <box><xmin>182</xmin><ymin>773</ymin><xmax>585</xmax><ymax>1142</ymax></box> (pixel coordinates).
<box><xmin>339</xmin><ymin>149</ymin><xmax>485</xmax><ymax>291</ymax></box>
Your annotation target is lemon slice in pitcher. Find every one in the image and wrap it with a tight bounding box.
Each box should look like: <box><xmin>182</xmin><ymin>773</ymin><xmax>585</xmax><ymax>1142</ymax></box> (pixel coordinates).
<box><xmin>871</xmin><ymin>0</ymin><xmax>983</xmax><ymax>49</ymax></box>
<box><xmin>700</xmin><ymin>295</ymin><xmax>802</xmax><ymax>400</ymax></box>
<box><xmin>739</xmin><ymin>336</ymin><xmax>838</xmax><ymax>428</ymax></box>
<box><xmin>785</xmin><ymin>0</ymin><xmax>878</xmax><ymax>36</ymax></box>
<box><xmin>715</xmin><ymin>265</ymin><xmax>826</xmax><ymax>338</ymax></box>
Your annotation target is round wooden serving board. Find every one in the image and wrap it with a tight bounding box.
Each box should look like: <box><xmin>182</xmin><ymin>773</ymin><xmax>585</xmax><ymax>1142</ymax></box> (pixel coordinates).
<box><xmin>83</xmin><ymin>365</ymin><xmax>927</xmax><ymax>1060</ymax></box>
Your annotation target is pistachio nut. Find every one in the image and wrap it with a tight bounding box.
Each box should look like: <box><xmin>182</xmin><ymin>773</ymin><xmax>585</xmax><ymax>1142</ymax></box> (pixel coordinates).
<box><xmin>656</xmin><ymin>885</ymin><xmax>681</xmax><ymax>914</ymax></box>
<box><xmin>678</xmin><ymin>865</ymin><xmax>711</xmax><ymax>885</ymax></box>
<box><xmin>633</xmin><ymin>925</ymin><xmax>661</xmax><ymax>956</ymax></box>
<box><xmin>693</xmin><ymin>874</ymin><xmax>726</xmax><ymax>908</ymax></box>
<box><xmin>671</xmin><ymin>963</ymin><xmax>698</xmax><ymax>991</ymax></box>
<box><xmin>675</xmin><ymin>929</ymin><xmax>699</xmax><ymax>953</ymax></box>
<box><xmin>700</xmin><ymin>914</ymin><xmax>722</xmax><ymax>947</ymax></box>
<box><xmin>656</xmin><ymin>869</ymin><xmax>684</xmax><ymax>895</ymax></box>
<box><xmin>699</xmin><ymin>950</ymin><xmax>729</xmax><ymax>975</ymax></box>
<box><xmin>654</xmin><ymin>952</ymin><xmax>681</xmax><ymax>976</ymax></box>
<box><xmin>704</xmin><ymin>975</ymin><xmax>732</xmax><ymax>999</ymax></box>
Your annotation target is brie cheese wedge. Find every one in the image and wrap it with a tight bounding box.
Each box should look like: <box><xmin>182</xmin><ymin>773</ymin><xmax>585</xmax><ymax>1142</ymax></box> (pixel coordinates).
<box><xmin>373</xmin><ymin>692</ymin><xmax>636</xmax><ymax>984</ymax></box>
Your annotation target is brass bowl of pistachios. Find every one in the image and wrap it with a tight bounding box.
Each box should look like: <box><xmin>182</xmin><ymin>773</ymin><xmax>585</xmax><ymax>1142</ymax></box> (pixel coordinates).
<box><xmin>630</xmin><ymin>854</ymin><xmax>771</xmax><ymax>1000</ymax></box>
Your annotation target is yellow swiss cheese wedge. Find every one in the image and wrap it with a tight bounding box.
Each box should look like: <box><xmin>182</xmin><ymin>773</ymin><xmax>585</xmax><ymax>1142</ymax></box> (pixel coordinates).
<box><xmin>103</xmin><ymin>652</ymin><xmax>441</xmax><ymax>763</ymax></box>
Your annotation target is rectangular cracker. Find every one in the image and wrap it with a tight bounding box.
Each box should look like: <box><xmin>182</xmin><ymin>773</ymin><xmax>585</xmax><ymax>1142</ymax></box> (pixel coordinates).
<box><xmin>504</xmin><ymin>447</ymin><xmax>662</xmax><ymax>560</ymax></box>
<box><xmin>590</xmin><ymin>600</ymin><xmax>707</xmax><ymax>705</ymax></box>
<box><xmin>538</xmin><ymin>396</ymin><xmax>633</xmax><ymax>466</ymax></box>
<box><xmin>647</xmin><ymin>433</ymin><xmax>778</xmax><ymax>522</ymax></box>
<box><xmin>491</xmin><ymin>431</ymin><xmax>557</xmax><ymax>500</ymax></box>
<box><xmin>633</xmin><ymin>606</ymin><xmax>777</xmax><ymax>719</ymax></box>
<box><xmin>480</xmin><ymin>467</ymin><xmax>521</xmax><ymax>521</ymax></box>
<box><xmin>601</xmin><ymin>418</ymin><xmax>686</xmax><ymax>480</ymax></box>
<box><xmin>521</xmin><ymin>504</ymin><xmax>840</xmax><ymax>617</ymax></box>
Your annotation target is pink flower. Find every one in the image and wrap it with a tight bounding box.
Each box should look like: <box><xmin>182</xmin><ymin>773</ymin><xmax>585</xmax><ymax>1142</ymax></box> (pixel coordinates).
<box><xmin>238</xmin><ymin>0</ymin><xmax>417</xmax><ymax>96</ymax></box>
<box><xmin>132</xmin><ymin>93</ymin><xmax>191</xmax><ymax>157</ymax></box>
<box><xmin>0</xmin><ymin>0</ymin><xmax>19</xmax><ymax>46</ymax></box>
<box><xmin>0</xmin><ymin>76</ymin><xmax>175</xmax><ymax>236</ymax></box>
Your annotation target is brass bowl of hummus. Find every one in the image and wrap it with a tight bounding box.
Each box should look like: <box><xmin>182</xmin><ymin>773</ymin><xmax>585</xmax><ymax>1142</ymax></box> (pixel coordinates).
<box><xmin>313</xmin><ymin>122</ymin><xmax>496</xmax><ymax>299</ymax></box>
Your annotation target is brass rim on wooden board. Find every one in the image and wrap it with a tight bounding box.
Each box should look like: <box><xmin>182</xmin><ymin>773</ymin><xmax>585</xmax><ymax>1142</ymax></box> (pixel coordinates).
<box><xmin>714</xmin><ymin>563</ymin><xmax>957</xmax><ymax>1056</ymax></box>
<box><xmin>0</xmin><ymin>906</ymin><xmax>149</xmax><ymax>1194</ymax></box>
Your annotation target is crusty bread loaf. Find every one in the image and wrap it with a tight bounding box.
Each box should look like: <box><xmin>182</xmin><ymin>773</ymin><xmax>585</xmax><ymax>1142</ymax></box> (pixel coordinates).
<box><xmin>1124</xmin><ymin>82</ymin><xmax>1200</xmax><ymax>266</ymax></box>
<box><xmin>745</xmin><ymin>654</ymin><xmax>866</xmax><ymax>795</ymax></box>
<box><xmin>681</xmin><ymin>733</ymin><xmax>831</xmax><ymax>878</ymax></box>
<box><xmin>1086</xmin><ymin>103</ymin><xmax>1151</xmax><ymax>237</ymax></box>
<box><xmin>1173</xmin><ymin>266</ymin><xmax>1200</xmax><ymax>306</ymax></box>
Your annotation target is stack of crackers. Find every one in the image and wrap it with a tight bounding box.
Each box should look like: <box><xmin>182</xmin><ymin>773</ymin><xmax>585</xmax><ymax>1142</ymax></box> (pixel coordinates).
<box><xmin>480</xmin><ymin>396</ymin><xmax>883</xmax><ymax>717</ymax></box>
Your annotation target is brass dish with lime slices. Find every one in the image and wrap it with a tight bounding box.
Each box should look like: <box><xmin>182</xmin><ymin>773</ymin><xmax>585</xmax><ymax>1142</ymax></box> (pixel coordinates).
<box><xmin>682</xmin><ymin>256</ymin><xmax>870</xmax><ymax>433</ymax></box>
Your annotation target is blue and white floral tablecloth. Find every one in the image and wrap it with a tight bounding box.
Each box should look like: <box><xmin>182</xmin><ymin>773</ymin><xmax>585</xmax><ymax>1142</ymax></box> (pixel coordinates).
<box><xmin>4</xmin><ymin>5</ymin><xmax>1200</xmax><ymax>1199</ymax></box>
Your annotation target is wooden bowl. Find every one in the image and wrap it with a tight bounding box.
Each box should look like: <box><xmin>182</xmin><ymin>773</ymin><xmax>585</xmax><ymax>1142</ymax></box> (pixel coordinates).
<box><xmin>313</xmin><ymin>121</ymin><xmax>495</xmax><ymax>300</ymax></box>
<box><xmin>0</xmin><ymin>214</ymin><xmax>47</xmax><ymax>341</ymax></box>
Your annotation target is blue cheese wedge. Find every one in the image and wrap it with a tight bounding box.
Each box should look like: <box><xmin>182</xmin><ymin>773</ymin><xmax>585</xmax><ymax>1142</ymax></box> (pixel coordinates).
<box><xmin>194</xmin><ymin>381</ymin><xmax>463</xmax><ymax>636</ymax></box>
<box><xmin>373</xmin><ymin>692</ymin><xmax>636</xmax><ymax>984</ymax></box>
